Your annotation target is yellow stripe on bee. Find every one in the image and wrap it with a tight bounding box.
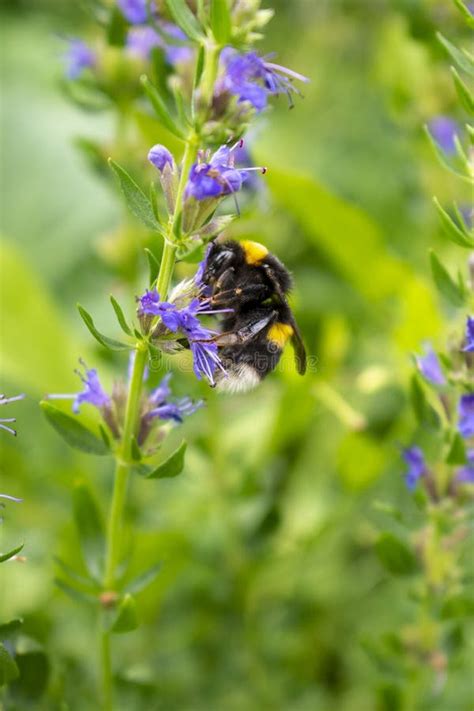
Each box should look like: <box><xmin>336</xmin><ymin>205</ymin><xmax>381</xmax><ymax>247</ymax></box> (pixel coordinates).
<box><xmin>241</xmin><ymin>240</ymin><xmax>269</xmax><ymax>264</ymax></box>
<box><xmin>268</xmin><ymin>322</ymin><xmax>294</xmax><ymax>348</ymax></box>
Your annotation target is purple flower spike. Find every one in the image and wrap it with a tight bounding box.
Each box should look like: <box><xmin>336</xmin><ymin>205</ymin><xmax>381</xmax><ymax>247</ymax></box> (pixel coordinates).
<box><xmin>428</xmin><ymin>116</ymin><xmax>459</xmax><ymax>155</ymax></box>
<box><xmin>73</xmin><ymin>362</ymin><xmax>111</xmax><ymax>414</ymax></box>
<box><xmin>118</xmin><ymin>0</ymin><xmax>151</xmax><ymax>24</ymax></box>
<box><xmin>126</xmin><ymin>26</ymin><xmax>162</xmax><ymax>58</ymax></box>
<box><xmin>457</xmin><ymin>448</ymin><xmax>474</xmax><ymax>484</ymax></box>
<box><xmin>462</xmin><ymin>316</ymin><xmax>474</xmax><ymax>352</ymax></box>
<box><xmin>403</xmin><ymin>446</ymin><xmax>426</xmax><ymax>490</ymax></box>
<box><xmin>220</xmin><ymin>49</ymin><xmax>309</xmax><ymax>112</ymax></box>
<box><xmin>458</xmin><ymin>393</ymin><xmax>474</xmax><ymax>438</ymax></box>
<box><xmin>416</xmin><ymin>345</ymin><xmax>445</xmax><ymax>385</ymax></box>
<box><xmin>185</xmin><ymin>140</ymin><xmax>266</xmax><ymax>201</ymax></box>
<box><xmin>64</xmin><ymin>39</ymin><xmax>95</xmax><ymax>80</ymax></box>
<box><xmin>148</xmin><ymin>144</ymin><xmax>174</xmax><ymax>172</ymax></box>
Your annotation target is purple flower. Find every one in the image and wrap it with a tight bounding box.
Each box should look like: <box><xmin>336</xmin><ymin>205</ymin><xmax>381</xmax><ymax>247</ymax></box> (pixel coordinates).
<box><xmin>118</xmin><ymin>0</ymin><xmax>151</xmax><ymax>24</ymax></box>
<box><xmin>220</xmin><ymin>49</ymin><xmax>309</xmax><ymax>112</ymax></box>
<box><xmin>428</xmin><ymin>116</ymin><xmax>459</xmax><ymax>155</ymax></box>
<box><xmin>0</xmin><ymin>393</ymin><xmax>25</xmax><ymax>437</ymax></box>
<box><xmin>160</xmin><ymin>22</ymin><xmax>193</xmax><ymax>65</ymax></box>
<box><xmin>147</xmin><ymin>373</ymin><xmax>202</xmax><ymax>423</ymax></box>
<box><xmin>64</xmin><ymin>39</ymin><xmax>95</xmax><ymax>80</ymax></box>
<box><xmin>458</xmin><ymin>393</ymin><xmax>474</xmax><ymax>438</ymax></box>
<box><xmin>403</xmin><ymin>446</ymin><xmax>426</xmax><ymax>490</ymax></box>
<box><xmin>461</xmin><ymin>316</ymin><xmax>474</xmax><ymax>352</ymax></box>
<box><xmin>416</xmin><ymin>345</ymin><xmax>445</xmax><ymax>385</ymax></box>
<box><xmin>48</xmin><ymin>361</ymin><xmax>111</xmax><ymax>414</ymax></box>
<box><xmin>126</xmin><ymin>26</ymin><xmax>162</xmax><ymax>58</ymax></box>
<box><xmin>148</xmin><ymin>144</ymin><xmax>174</xmax><ymax>172</ymax></box>
<box><xmin>185</xmin><ymin>141</ymin><xmax>266</xmax><ymax>201</ymax></box>
<box><xmin>457</xmin><ymin>448</ymin><xmax>474</xmax><ymax>484</ymax></box>
<box><xmin>137</xmin><ymin>290</ymin><xmax>181</xmax><ymax>330</ymax></box>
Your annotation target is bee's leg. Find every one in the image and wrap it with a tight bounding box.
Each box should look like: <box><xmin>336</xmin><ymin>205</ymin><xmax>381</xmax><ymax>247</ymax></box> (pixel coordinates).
<box><xmin>211</xmin><ymin>283</ymin><xmax>269</xmax><ymax>306</ymax></box>
<box><xmin>208</xmin><ymin>311</ymin><xmax>278</xmax><ymax>346</ymax></box>
<box><xmin>213</xmin><ymin>267</ymin><xmax>236</xmax><ymax>293</ymax></box>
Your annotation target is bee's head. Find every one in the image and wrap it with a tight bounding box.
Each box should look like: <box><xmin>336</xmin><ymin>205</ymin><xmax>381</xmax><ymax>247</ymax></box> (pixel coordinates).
<box><xmin>201</xmin><ymin>241</ymin><xmax>240</xmax><ymax>285</ymax></box>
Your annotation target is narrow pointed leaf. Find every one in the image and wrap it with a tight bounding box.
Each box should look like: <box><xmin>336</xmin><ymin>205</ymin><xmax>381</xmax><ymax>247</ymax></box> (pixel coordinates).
<box><xmin>98</xmin><ymin>425</ymin><xmax>111</xmax><ymax>450</ymax></box>
<box><xmin>0</xmin><ymin>543</ymin><xmax>24</xmax><ymax>563</ymax></box>
<box><xmin>72</xmin><ymin>482</ymin><xmax>105</xmax><ymax>580</ymax></box>
<box><xmin>437</xmin><ymin>32</ymin><xmax>474</xmax><ymax>76</ymax></box>
<box><xmin>447</xmin><ymin>432</ymin><xmax>467</xmax><ymax>465</ymax></box>
<box><xmin>430</xmin><ymin>250</ymin><xmax>466</xmax><ymax>306</ymax></box>
<box><xmin>54</xmin><ymin>578</ymin><xmax>97</xmax><ymax>605</ymax></box>
<box><xmin>110</xmin><ymin>594</ymin><xmax>139</xmax><ymax>634</ymax></box>
<box><xmin>125</xmin><ymin>562</ymin><xmax>163</xmax><ymax>594</ymax></box>
<box><xmin>131</xmin><ymin>435</ymin><xmax>142</xmax><ymax>462</ymax></box>
<box><xmin>54</xmin><ymin>557</ymin><xmax>100</xmax><ymax>591</ymax></box>
<box><xmin>424</xmin><ymin>126</ymin><xmax>472</xmax><ymax>183</ymax></box>
<box><xmin>110</xmin><ymin>295</ymin><xmax>133</xmax><ymax>336</ymax></box>
<box><xmin>77</xmin><ymin>304</ymin><xmax>131</xmax><ymax>351</ymax></box>
<box><xmin>41</xmin><ymin>402</ymin><xmax>110</xmax><ymax>456</ymax></box>
<box><xmin>149</xmin><ymin>181</ymin><xmax>161</xmax><ymax>223</ymax></box>
<box><xmin>451</xmin><ymin>67</ymin><xmax>474</xmax><ymax>115</ymax></box>
<box><xmin>144</xmin><ymin>248</ymin><xmax>160</xmax><ymax>286</ymax></box>
<box><xmin>211</xmin><ymin>0</ymin><xmax>231</xmax><ymax>43</ymax></box>
<box><xmin>433</xmin><ymin>198</ymin><xmax>474</xmax><ymax>248</ymax></box>
<box><xmin>109</xmin><ymin>159</ymin><xmax>161</xmax><ymax>230</ymax></box>
<box><xmin>145</xmin><ymin>440</ymin><xmax>187</xmax><ymax>479</ymax></box>
<box><xmin>165</xmin><ymin>0</ymin><xmax>204</xmax><ymax>41</ymax></box>
<box><xmin>141</xmin><ymin>75</ymin><xmax>185</xmax><ymax>138</ymax></box>
<box><xmin>0</xmin><ymin>643</ymin><xmax>19</xmax><ymax>686</ymax></box>
<box><xmin>453</xmin><ymin>0</ymin><xmax>474</xmax><ymax>28</ymax></box>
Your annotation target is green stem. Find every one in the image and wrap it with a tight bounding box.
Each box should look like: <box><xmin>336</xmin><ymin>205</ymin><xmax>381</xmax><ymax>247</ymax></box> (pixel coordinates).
<box><xmin>199</xmin><ymin>41</ymin><xmax>220</xmax><ymax>110</ymax></box>
<box><xmin>100</xmin><ymin>627</ymin><xmax>113</xmax><ymax>711</ymax></box>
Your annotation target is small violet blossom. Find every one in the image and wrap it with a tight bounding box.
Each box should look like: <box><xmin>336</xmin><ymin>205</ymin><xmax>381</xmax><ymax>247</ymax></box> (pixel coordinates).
<box><xmin>428</xmin><ymin>116</ymin><xmax>459</xmax><ymax>155</ymax></box>
<box><xmin>461</xmin><ymin>316</ymin><xmax>474</xmax><ymax>352</ymax></box>
<box><xmin>64</xmin><ymin>39</ymin><xmax>95</xmax><ymax>80</ymax></box>
<box><xmin>147</xmin><ymin>373</ymin><xmax>202</xmax><ymax>423</ymax></box>
<box><xmin>148</xmin><ymin>144</ymin><xmax>174</xmax><ymax>172</ymax></box>
<box><xmin>415</xmin><ymin>344</ymin><xmax>445</xmax><ymax>385</ymax></box>
<box><xmin>185</xmin><ymin>140</ymin><xmax>266</xmax><ymax>201</ymax></box>
<box><xmin>403</xmin><ymin>446</ymin><xmax>426</xmax><ymax>490</ymax></box>
<box><xmin>118</xmin><ymin>0</ymin><xmax>152</xmax><ymax>24</ymax></box>
<box><xmin>457</xmin><ymin>448</ymin><xmax>474</xmax><ymax>484</ymax></box>
<box><xmin>138</xmin><ymin>290</ymin><xmax>228</xmax><ymax>385</ymax></box>
<box><xmin>126</xmin><ymin>22</ymin><xmax>192</xmax><ymax>65</ymax></box>
<box><xmin>0</xmin><ymin>393</ymin><xmax>25</xmax><ymax>437</ymax></box>
<box><xmin>458</xmin><ymin>393</ymin><xmax>474</xmax><ymax>439</ymax></box>
<box><xmin>219</xmin><ymin>49</ymin><xmax>309</xmax><ymax>112</ymax></box>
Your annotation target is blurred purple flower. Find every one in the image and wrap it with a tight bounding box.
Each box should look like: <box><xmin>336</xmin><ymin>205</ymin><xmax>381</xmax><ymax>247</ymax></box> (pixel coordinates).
<box><xmin>0</xmin><ymin>393</ymin><xmax>25</xmax><ymax>437</ymax></box>
<box><xmin>416</xmin><ymin>345</ymin><xmax>445</xmax><ymax>385</ymax></box>
<box><xmin>118</xmin><ymin>0</ymin><xmax>151</xmax><ymax>24</ymax></box>
<box><xmin>48</xmin><ymin>360</ymin><xmax>110</xmax><ymax>414</ymax></box>
<box><xmin>403</xmin><ymin>446</ymin><xmax>426</xmax><ymax>490</ymax></box>
<box><xmin>160</xmin><ymin>22</ymin><xmax>193</xmax><ymax>65</ymax></box>
<box><xmin>220</xmin><ymin>49</ymin><xmax>309</xmax><ymax>112</ymax></box>
<box><xmin>148</xmin><ymin>144</ymin><xmax>174</xmax><ymax>172</ymax></box>
<box><xmin>185</xmin><ymin>141</ymin><xmax>266</xmax><ymax>201</ymax></box>
<box><xmin>458</xmin><ymin>393</ymin><xmax>474</xmax><ymax>438</ymax></box>
<box><xmin>461</xmin><ymin>316</ymin><xmax>474</xmax><ymax>352</ymax></box>
<box><xmin>126</xmin><ymin>22</ymin><xmax>192</xmax><ymax>65</ymax></box>
<box><xmin>126</xmin><ymin>26</ymin><xmax>161</xmax><ymax>58</ymax></box>
<box><xmin>457</xmin><ymin>448</ymin><xmax>474</xmax><ymax>483</ymax></box>
<box><xmin>64</xmin><ymin>39</ymin><xmax>95</xmax><ymax>80</ymax></box>
<box><xmin>147</xmin><ymin>373</ymin><xmax>202</xmax><ymax>422</ymax></box>
<box><xmin>428</xmin><ymin>116</ymin><xmax>459</xmax><ymax>155</ymax></box>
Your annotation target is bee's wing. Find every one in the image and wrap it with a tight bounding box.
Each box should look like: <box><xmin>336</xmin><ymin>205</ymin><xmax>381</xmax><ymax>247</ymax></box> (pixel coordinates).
<box><xmin>263</xmin><ymin>264</ymin><xmax>307</xmax><ymax>376</ymax></box>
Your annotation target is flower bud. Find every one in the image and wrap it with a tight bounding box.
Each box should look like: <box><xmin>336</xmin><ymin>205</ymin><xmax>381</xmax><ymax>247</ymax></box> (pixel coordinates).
<box><xmin>148</xmin><ymin>144</ymin><xmax>174</xmax><ymax>172</ymax></box>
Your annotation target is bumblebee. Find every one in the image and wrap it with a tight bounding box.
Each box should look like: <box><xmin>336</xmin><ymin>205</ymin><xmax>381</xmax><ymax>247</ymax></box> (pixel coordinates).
<box><xmin>200</xmin><ymin>239</ymin><xmax>307</xmax><ymax>393</ymax></box>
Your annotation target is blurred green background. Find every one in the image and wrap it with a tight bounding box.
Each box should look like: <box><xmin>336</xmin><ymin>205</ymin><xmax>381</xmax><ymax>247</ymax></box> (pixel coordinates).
<box><xmin>1</xmin><ymin>1</ymin><xmax>472</xmax><ymax>709</ymax></box>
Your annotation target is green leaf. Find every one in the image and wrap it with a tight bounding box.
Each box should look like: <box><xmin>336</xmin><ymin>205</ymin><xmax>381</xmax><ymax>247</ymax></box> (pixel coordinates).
<box><xmin>424</xmin><ymin>127</ymin><xmax>472</xmax><ymax>183</ymax></box>
<box><xmin>110</xmin><ymin>295</ymin><xmax>133</xmax><ymax>336</ymax></box>
<box><xmin>409</xmin><ymin>375</ymin><xmax>440</xmax><ymax>428</ymax></box>
<box><xmin>453</xmin><ymin>0</ymin><xmax>474</xmax><ymax>27</ymax></box>
<box><xmin>40</xmin><ymin>402</ymin><xmax>110</xmax><ymax>456</ymax></box>
<box><xmin>72</xmin><ymin>482</ymin><xmax>105</xmax><ymax>580</ymax></box>
<box><xmin>140</xmin><ymin>75</ymin><xmax>185</xmax><ymax>139</ymax></box>
<box><xmin>210</xmin><ymin>0</ymin><xmax>231</xmax><ymax>43</ymax></box>
<box><xmin>451</xmin><ymin>67</ymin><xmax>474</xmax><ymax>115</ymax></box>
<box><xmin>375</xmin><ymin>532</ymin><xmax>419</xmax><ymax>576</ymax></box>
<box><xmin>54</xmin><ymin>557</ymin><xmax>100</xmax><ymax>591</ymax></box>
<box><xmin>433</xmin><ymin>198</ymin><xmax>474</xmax><ymax>249</ymax></box>
<box><xmin>110</xmin><ymin>594</ymin><xmax>139</xmax><ymax>634</ymax></box>
<box><xmin>78</xmin><ymin>304</ymin><xmax>132</xmax><ymax>351</ymax></box>
<box><xmin>430</xmin><ymin>250</ymin><xmax>466</xmax><ymax>307</ymax></box>
<box><xmin>125</xmin><ymin>562</ymin><xmax>162</xmax><ymax>594</ymax></box>
<box><xmin>54</xmin><ymin>578</ymin><xmax>97</xmax><ymax>605</ymax></box>
<box><xmin>0</xmin><ymin>543</ymin><xmax>24</xmax><ymax>563</ymax></box>
<box><xmin>0</xmin><ymin>619</ymin><xmax>23</xmax><ymax>640</ymax></box>
<box><xmin>131</xmin><ymin>435</ymin><xmax>142</xmax><ymax>462</ymax></box>
<box><xmin>149</xmin><ymin>181</ymin><xmax>161</xmax><ymax>223</ymax></box>
<box><xmin>144</xmin><ymin>248</ymin><xmax>160</xmax><ymax>286</ymax></box>
<box><xmin>165</xmin><ymin>0</ymin><xmax>204</xmax><ymax>42</ymax></box>
<box><xmin>0</xmin><ymin>642</ymin><xmax>19</xmax><ymax>686</ymax></box>
<box><xmin>145</xmin><ymin>440</ymin><xmax>187</xmax><ymax>479</ymax></box>
<box><xmin>10</xmin><ymin>643</ymin><xmax>50</xmax><ymax>699</ymax></box>
<box><xmin>446</xmin><ymin>432</ymin><xmax>467</xmax><ymax>465</ymax></box>
<box><xmin>437</xmin><ymin>32</ymin><xmax>474</xmax><ymax>76</ymax></box>
<box><xmin>108</xmin><ymin>159</ymin><xmax>161</xmax><ymax>230</ymax></box>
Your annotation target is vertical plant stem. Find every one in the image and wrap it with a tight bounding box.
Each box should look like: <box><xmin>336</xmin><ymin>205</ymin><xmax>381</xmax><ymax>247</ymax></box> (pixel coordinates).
<box><xmin>100</xmin><ymin>626</ymin><xmax>113</xmax><ymax>711</ymax></box>
<box><xmin>199</xmin><ymin>42</ymin><xmax>220</xmax><ymax>109</ymax></box>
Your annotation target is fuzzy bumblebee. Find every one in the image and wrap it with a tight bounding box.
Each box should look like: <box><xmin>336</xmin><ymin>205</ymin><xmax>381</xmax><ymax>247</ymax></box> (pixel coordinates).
<box><xmin>199</xmin><ymin>239</ymin><xmax>307</xmax><ymax>393</ymax></box>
